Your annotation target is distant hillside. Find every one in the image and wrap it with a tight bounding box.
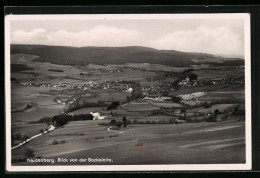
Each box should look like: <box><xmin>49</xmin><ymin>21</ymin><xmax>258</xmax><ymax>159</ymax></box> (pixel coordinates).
<box><xmin>10</xmin><ymin>44</ymin><xmax>243</xmax><ymax>67</ymax></box>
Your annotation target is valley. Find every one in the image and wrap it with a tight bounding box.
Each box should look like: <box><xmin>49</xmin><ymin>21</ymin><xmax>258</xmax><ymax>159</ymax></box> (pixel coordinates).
<box><xmin>10</xmin><ymin>45</ymin><xmax>246</xmax><ymax>165</ymax></box>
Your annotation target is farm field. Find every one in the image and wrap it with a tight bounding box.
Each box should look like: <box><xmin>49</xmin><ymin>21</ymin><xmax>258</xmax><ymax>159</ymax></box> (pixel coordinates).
<box><xmin>193</xmin><ymin>67</ymin><xmax>243</xmax><ymax>80</ymax></box>
<box><xmin>12</xmin><ymin>123</ymin><xmax>50</xmax><ymax>139</ymax></box>
<box><xmin>198</xmin><ymin>104</ymin><xmax>237</xmax><ymax>114</ymax></box>
<box><xmin>12</xmin><ymin>118</ymin><xmax>245</xmax><ymax>165</ymax></box>
<box><xmin>70</xmin><ymin>107</ymin><xmax>104</xmax><ymax>115</ymax></box>
<box><xmin>122</xmin><ymin>101</ymin><xmax>159</xmax><ymax>112</ymax></box>
<box><xmin>145</xmin><ymin>100</ymin><xmax>182</xmax><ymax>109</ymax></box>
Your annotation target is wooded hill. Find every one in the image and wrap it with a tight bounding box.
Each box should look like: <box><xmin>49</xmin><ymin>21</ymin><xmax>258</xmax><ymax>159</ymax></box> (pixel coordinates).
<box><xmin>11</xmin><ymin>44</ymin><xmax>243</xmax><ymax>67</ymax></box>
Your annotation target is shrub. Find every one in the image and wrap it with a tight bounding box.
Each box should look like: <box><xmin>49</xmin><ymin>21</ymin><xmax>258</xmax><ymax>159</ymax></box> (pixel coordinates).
<box><xmin>171</xmin><ymin>96</ymin><xmax>181</xmax><ymax>103</ymax></box>
<box><xmin>204</xmin><ymin>102</ymin><xmax>211</xmax><ymax>108</ymax></box>
<box><xmin>145</xmin><ymin>120</ymin><xmax>150</xmax><ymax>124</ymax></box>
<box><xmin>169</xmin><ymin>119</ymin><xmax>175</xmax><ymax>124</ymax></box>
<box><xmin>12</xmin><ymin>132</ymin><xmax>22</xmax><ymax>140</ymax></box>
<box><xmin>20</xmin><ymin>134</ymin><xmax>30</xmax><ymax>141</ymax></box>
<box><xmin>206</xmin><ymin>114</ymin><xmax>217</xmax><ymax>122</ymax></box>
<box><xmin>110</xmin><ymin>119</ymin><xmax>117</xmax><ymax>125</ymax></box>
<box><xmin>109</xmin><ymin>135</ymin><xmax>118</xmax><ymax>138</ymax></box>
<box><xmin>39</xmin><ymin>129</ymin><xmax>44</xmax><ymax>133</ymax></box>
<box><xmin>116</xmin><ymin>121</ymin><xmax>123</xmax><ymax>128</ymax></box>
<box><xmin>24</xmin><ymin>147</ymin><xmax>35</xmax><ymax>158</ymax></box>
<box><xmin>52</xmin><ymin>140</ymin><xmax>59</xmax><ymax>145</ymax></box>
<box><xmin>95</xmin><ymin>136</ymin><xmax>104</xmax><ymax>139</ymax></box>
<box><xmin>106</xmin><ymin>101</ymin><xmax>120</xmax><ymax>111</ymax></box>
<box><xmin>187</xmin><ymin>73</ymin><xmax>198</xmax><ymax>81</ymax></box>
<box><xmin>60</xmin><ymin>140</ymin><xmax>66</xmax><ymax>144</ymax></box>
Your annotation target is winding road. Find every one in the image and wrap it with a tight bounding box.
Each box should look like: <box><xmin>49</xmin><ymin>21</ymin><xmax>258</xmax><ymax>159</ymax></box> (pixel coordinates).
<box><xmin>11</xmin><ymin>125</ymin><xmax>55</xmax><ymax>150</ymax></box>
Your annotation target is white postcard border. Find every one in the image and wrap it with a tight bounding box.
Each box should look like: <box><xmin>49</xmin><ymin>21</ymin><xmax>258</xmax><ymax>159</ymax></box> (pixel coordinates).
<box><xmin>5</xmin><ymin>13</ymin><xmax>252</xmax><ymax>172</ymax></box>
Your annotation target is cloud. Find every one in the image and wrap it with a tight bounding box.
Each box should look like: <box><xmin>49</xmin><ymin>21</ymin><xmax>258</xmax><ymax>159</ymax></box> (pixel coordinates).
<box><xmin>149</xmin><ymin>26</ymin><xmax>244</xmax><ymax>56</ymax></box>
<box><xmin>11</xmin><ymin>28</ymin><xmax>48</xmax><ymax>44</ymax></box>
<box><xmin>11</xmin><ymin>25</ymin><xmax>140</xmax><ymax>47</ymax></box>
<box><xmin>11</xmin><ymin>25</ymin><xmax>244</xmax><ymax>56</ymax></box>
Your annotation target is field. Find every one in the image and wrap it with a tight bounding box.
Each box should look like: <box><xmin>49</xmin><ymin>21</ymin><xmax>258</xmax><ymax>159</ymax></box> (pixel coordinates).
<box><xmin>193</xmin><ymin>66</ymin><xmax>244</xmax><ymax>80</ymax></box>
<box><xmin>11</xmin><ymin>86</ymin><xmax>65</xmax><ymax>123</ymax></box>
<box><xmin>122</xmin><ymin>101</ymin><xmax>159</xmax><ymax>112</ymax></box>
<box><xmin>71</xmin><ymin>107</ymin><xmax>104</xmax><ymax>115</ymax></box>
<box><xmin>145</xmin><ymin>100</ymin><xmax>182</xmax><ymax>109</ymax></box>
<box><xmin>12</xmin><ymin>117</ymin><xmax>245</xmax><ymax>165</ymax></box>
<box><xmin>198</xmin><ymin>104</ymin><xmax>237</xmax><ymax>114</ymax></box>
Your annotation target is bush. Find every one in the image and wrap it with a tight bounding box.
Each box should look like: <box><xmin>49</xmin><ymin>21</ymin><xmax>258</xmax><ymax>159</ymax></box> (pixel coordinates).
<box><xmin>20</xmin><ymin>133</ymin><xmax>30</xmax><ymax>141</ymax></box>
<box><xmin>39</xmin><ymin>129</ymin><xmax>44</xmax><ymax>133</ymax></box>
<box><xmin>60</xmin><ymin>140</ymin><xmax>66</xmax><ymax>144</ymax></box>
<box><xmin>187</xmin><ymin>73</ymin><xmax>198</xmax><ymax>81</ymax></box>
<box><xmin>204</xmin><ymin>102</ymin><xmax>211</xmax><ymax>108</ymax></box>
<box><xmin>106</xmin><ymin>101</ymin><xmax>120</xmax><ymax>111</ymax></box>
<box><xmin>110</xmin><ymin>119</ymin><xmax>117</xmax><ymax>125</ymax></box>
<box><xmin>52</xmin><ymin>140</ymin><xmax>59</xmax><ymax>145</ymax></box>
<box><xmin>206</xmin><ymin>114</ymin><xmax>217</xmax><ymax>122</ymax></box>
<box><xmin>171</xmin><ymin>96</ymin><xmax>181</xmax><ymax>103</ymax></box>
<box><xmin>24</xmin><ymin>147</ymin><xmax>35</xmax><ymax>158</ymax></box>
<box><xmin>122</xmin><ymin>116</ymin><xmax>127</xmax><ymax>122</ymax></box>
<box><xmin>169</xmin><ymin>119</ymin><xmax>175</xmax><ymax>124</ymax></box>
<box><xmin>116</xmin><ymin>121</ymin><xmax>123</xmax><ymax>128</ymax></box>
<box><xmin>12</xmin><ymin>132</ymin><xmax>22</xmax><ymax>140</ymax></box>
<box><xmin>145</xmin><ymin>120</ymin><xmax>150</xmax><ymax>124</ymax></box>
<box><xmin>122</xmin><ymin>116</ymin><xmax>128</xmax><ymax>127</ymax></box>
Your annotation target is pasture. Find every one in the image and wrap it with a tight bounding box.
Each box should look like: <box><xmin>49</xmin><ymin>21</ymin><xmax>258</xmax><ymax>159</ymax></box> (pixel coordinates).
<box><xmin>145</xmin><ymin>100</ymin><xmax>182</xmax><ymax>109</ymax></box>
<box><xmin>12</xmin><ymin>123</ymin><xmax>49</xmax><ymax>139</ymax></box>
<box><xmin>12</xmin><ymin>118</ymin><xmax>245</xmax><ymax>165</ymax></box>
<box><xmin>122</xmin><ymin>101</ymin><xmax>159</xmax><ymax>112</ymax></box>
<box><xmin>198</xmin><ymin>104</ymin><xmax>237</xmax><ymax>114</ymax></box>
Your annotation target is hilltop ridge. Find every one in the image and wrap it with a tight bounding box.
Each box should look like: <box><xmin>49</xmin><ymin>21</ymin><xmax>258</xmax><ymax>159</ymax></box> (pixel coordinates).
<box><xmin>11</xmin><ymin>44</ymin><xmax>243</xmax><ymax>67</ymax></box>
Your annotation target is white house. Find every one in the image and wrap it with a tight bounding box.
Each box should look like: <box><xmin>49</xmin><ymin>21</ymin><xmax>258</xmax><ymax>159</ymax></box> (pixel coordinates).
<box><xmin>90</xmin><ymin>112</ymin><xmax>106</xmax><ymax>120</ymax></box>
<box><xmin>126</xmin><ymin>87</ymin><xmax>133</xmax><ymax>93</ymax></box>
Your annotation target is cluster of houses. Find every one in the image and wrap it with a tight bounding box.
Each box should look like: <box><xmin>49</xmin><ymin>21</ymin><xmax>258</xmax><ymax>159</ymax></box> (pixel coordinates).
<box><xmin>93</xmin><ymin>80</ymin><xmax>135</xmax><ymax>94</ymax></box>
<box><xmin>177</xmin><ymin>76</ymin><xmax>244</xmax><ymax>87</ymax></box>
<box><xmin>17</xmin><ymin>82</ymin><xmax>75</xmax><ymax>88</ymax></box>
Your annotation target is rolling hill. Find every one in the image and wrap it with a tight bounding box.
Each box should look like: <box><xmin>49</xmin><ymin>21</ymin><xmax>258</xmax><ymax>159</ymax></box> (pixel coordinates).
<box><xmin>10</xmin><ymin>44</ymin><xmax>243</xmax><ymax>67</ymax></box>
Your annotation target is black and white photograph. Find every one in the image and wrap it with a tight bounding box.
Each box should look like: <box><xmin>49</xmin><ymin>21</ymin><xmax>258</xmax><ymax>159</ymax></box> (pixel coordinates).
<box><xmin>5</xmin><ymin>14</ymin><xmax>251</xmax><ymax>171</ymax></box>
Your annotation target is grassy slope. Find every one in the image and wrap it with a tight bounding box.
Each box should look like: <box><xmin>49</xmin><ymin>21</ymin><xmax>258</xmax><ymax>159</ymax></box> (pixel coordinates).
<box><xmin>12</xmin><ymin>119</ymin><xmax>245</xmax><ymax>165</ymax></box>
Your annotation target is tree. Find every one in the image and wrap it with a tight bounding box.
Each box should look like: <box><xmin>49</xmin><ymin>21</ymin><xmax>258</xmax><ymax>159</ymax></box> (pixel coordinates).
<box><xmin>122</xmin><ymin>116</ymin><xmax>127</xmax><ymax>127</ymax></box>
<box><xmin>214</xmin><ymin>109</ymin><xmax>221</xmax><ymax>115</ymax></box>
<box><xmin>116</xmin><ymin>121</ymin><xmax>123</xmax><ymax>128</ymax></box>
<box><xmin>53</xmin><ymin>114</ymin><xmax>68</xmax><ymax>126</ymax></box>
<box><xmin>171</xmin><ymin>96</ymin><xmax>181</xmax><ymax>103</ymax></box>
<box><xmin>204</xmin><ymin>102</ymin><xmax>211</xmax><ymax>108</ymax></box>
<box><xmin>180</xmin><ymin>107</ymin><xmax>186</xmax><ymax>113</ymax></box>
<box><xmin>110</xmin><ymin>119</ymin><xmax>117</xmax><ymax>125</ymax></box>
<box><xmin>106</xmin><ymin>101</ymin><xmax>120</xmax><ymax>111</ymax></box>
<box><xmin>126</xmin><ymin>96</ymin><xmax>130</xmax><ymax>102</ymax></box>
<box><xmin>188</xmin><ymin>73</ymin><xmax>198</xmax><ymax>81</ymax></box>
<box><xmin>21</xmin><ymin>133</ymin><xmax>29</xmax><ymax>141</ymax></box>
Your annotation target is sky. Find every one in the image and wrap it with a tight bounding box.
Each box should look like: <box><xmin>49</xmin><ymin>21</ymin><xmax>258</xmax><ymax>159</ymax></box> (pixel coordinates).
<box><xmin>9</xmin><ymin>15</ymin><xmax>245</xmax><ymax>57</ymax></box>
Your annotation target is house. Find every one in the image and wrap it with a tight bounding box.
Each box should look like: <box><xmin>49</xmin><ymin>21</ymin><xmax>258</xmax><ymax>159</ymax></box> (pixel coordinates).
<box><xmin>126</xmin><ymin>87</ymin><xmax>133</xmax><ymax>93</ymax></box>
<box><xmin>178</xmin><ymin>77</ymin><xmax>191</xmax><ymax>86</ymax></box>
<box><xmin>90</xmin><ymin>112</ymin><xmax>106</xmax><ymax>120</ymax></box>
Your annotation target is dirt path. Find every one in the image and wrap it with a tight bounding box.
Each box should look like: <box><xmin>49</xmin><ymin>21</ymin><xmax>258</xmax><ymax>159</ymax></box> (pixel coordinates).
<box><xmin>11</xmin><ymin>125</ymin><xmax>55</xmax><ymax>150</ymax></box>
